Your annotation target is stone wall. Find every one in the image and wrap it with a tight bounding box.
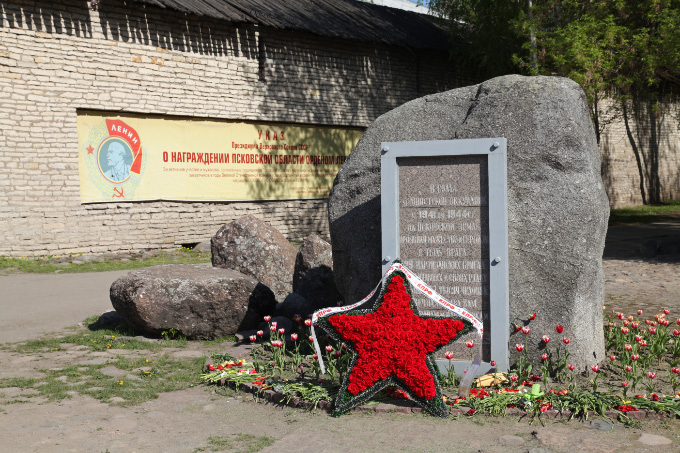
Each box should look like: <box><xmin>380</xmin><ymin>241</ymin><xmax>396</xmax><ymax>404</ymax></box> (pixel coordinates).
<box><xmin>600</xmin><ymin>100</ymin><xmax>680</xmax><ymax>208</ymax></box>
<box><xmin>0</xmin><ymin>0</ymin><xmax>473</xmax><ymax>256</ymax></box>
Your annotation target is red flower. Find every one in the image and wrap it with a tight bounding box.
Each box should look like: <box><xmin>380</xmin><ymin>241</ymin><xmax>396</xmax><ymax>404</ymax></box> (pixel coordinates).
<box><xmin>648</xmin><ymin>372</ymin><xmax>656</xmax><ymax>379</ymax></box>
<box><xmin>445</xmin><ymin>351</ymin><xmax>454</xmax><ymax>360</ymax></box>
<box><xmin>327</xmin><ymin>275</ymin><xmax>463</xmax><ymax>399</ymax></box>
<box><xmin>270</xmin><ymin>325</ymin><xmax>276</xmax><ymax>332</ymax></box>
<box><xmin>542</xmin><ymin>335</ymin><xmax>550</xmax><ymax>344</ymax></box>
<box><xmin>291</xmin><ymin>333</ymin><xmax>298</xmax><ymax>341</ymax></box>
<box><xmin>567</xmin><ymin>364</ymin><xmax>575</xmax><ymax>371</ymax></box>
<box><xmin>631</xmin><ymin>354</ymin><xmax>639</xmax><ymax>361</ymax></box>
<box><xmin>623</xmin><ymin>320</ymin><xmax>629</xmax><ymax>326</ymax></box>
<box><xmin>278</xmin><ymin>328</ymin><xmax>285</xmax><ymax>335</ymax></box>
<box><xmin>325</xmin><ymin>345</ymin><xmax>333</xmax><ymax>352</ymax></box>
<box><xmin>609</xmin><ymin>355</ymin><xmax>617</xmax><ymax>362</ymax></box>
<box><xmin>631</xmin><ymin>322</ymin><xmax>639</xmax><ymax>329</ymax></box>
<box><xmin>249</xmin><ymin>335</ymin><xmax>257</xmax><ymax>342</ymax></box>
<box><xmin>555</xmin><ymin>325</ymin><xmax>564</xmax><ymax>334</ymax></box>
<box><xmin>674</xmin><ymin>330</ymin><xmax>680</xmax><ymax>336</ymax></box>
<box><xmin>591</xmin><ymin>365</ymin><xmax>599</xmax><ymax>373</ymax></box>
<box><xmin>639</xmin><ymin>340</ymin><xmax>647</xmax><ymax>347</ymax></box>
<box><xmin>334</xmin><ymin>350</ymin><xmax>342</xmax><ymax>358</ymax></box>
<box><xmin>529</xmin><ymin>313</ymin><xmax>537</xmax><ymax>320</ymax></box>
<box><xmin>466</xmin><ymin>340</ymin><xmax>475</xmax><ymax>348</ymax></box>
<box><xmin>625</xmin><ymin>365</ymin><xmax>633</xmax><ymax>372</ymax></box>
<box><xmin>617</xmin><ymin>405</ymin><xmax>638</xmax><ymax>412</ymax></box>
<box><xmin>672</xmin><ymin>367</ymin><xmax>680</xmax><ymax>374</ymax></box>
<box><xmin>256</xmin><ymin>330</ymin><xmax>264</xmax><ymax>336</ymax></box>
<box><xmin>309</xmin><ymin>335</ymin><xmax>314</xmax><ymax>342</ymax></box>
<box><xmin>638</xmin><ymin>309</ymin><xmax>643</xmax><ymax>315</ymax></box>
<box><xmin>635</xmin><ymin>335</ymin><xmax>643</xmax><ymax>342</ymax></box>
<box><xmin>621</xmin><ymin>327</ymin><xmax>629</xmax><ymax>334</ymax></box>
<box><xmin>624</xmin><ymin>343</ymin><xmax>632</xmax><ymax>351</ymax></box>
<box><xmin>541</xmin><ymin>353</ymin><xmax>548</xmax><ymax>361</ymax></box>
<box><xmin>264</xmin><ymin>315</ymin><xmax>271</xmax><ymax>322</ymax></box>
<box><xmin>664</xmin><ymin>309</ymin><xmax>671</xmax><ymax>315</ymax></box>
<box><xmin>207</xmin><ymin>364</ymin><xmax>215</xmax><ymax>371</ymax></box>
<box><xmin>305</xmin><ymin>319</ymin><xmax>312</xmax><ymax>327</ymax></box>
<box><xmin>563</xmin><ymin>338</ymin><xmax>570</xmax><ymax>345</ymax></box>
<box><xmin>616</xmin><ymin>312</ymin><xmax>624</xmax><ymax>320</ymax></box>
<box><xmin>621</xmin><ymin>381</ymin><xmax>628</xmax><ymax>387</ymax></box>
<box><xmin>648</xmin><ymin>327</ymin><xmax>657</xmax><ymax>334</ymax></box>
<box><xmin>466</xmin><ymin>409</ymin><xmax>476</xmax><ymax>416</ymax></box>
<box><xmin>515</xmin><ymin>325</ymin><xmax>522</xmax><ymax>332</ymax></box>
<box><xmin>651</xmin><ymin>393</ymin><xmax>660</xmax><ymax>401</ymax></box>
<box><xmin>312</xmin><ymin>354</ymin><xmax>318</xmax><ymax>361</ymax></box>
<box><xmin>490</xmin><ymin>360</ymin><xmax>496</xmax><ymax>366</ymax></box>
<box><xmin>510</xmin><ymin>374</ymin><xmax>519</xmax><ymax>382</ymax></box>
<box><xmin>515</xmin><ymin>344</ymin><xmax>524</xmax><ymax>352</ymax></box>
<box><xmin>521</xmin><ymin>327</ymin><xmax>530</xmax><ymax>335</ymax></box>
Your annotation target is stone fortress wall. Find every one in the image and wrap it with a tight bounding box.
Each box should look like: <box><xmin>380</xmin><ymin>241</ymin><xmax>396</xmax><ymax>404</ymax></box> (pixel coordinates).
<box><xmin>0</xmin><ymin>0</ymin><xmax>473</xmax><ymax>256</ymax></box>
<box><xmin>0</xmin><ymin>0</ymin><xmax>678</xmax><ymax>257</ymax></box>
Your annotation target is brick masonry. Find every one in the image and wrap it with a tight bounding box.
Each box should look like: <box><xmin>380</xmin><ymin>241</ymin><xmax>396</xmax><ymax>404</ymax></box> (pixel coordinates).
<box><xmin>0</xmin><ymin>1</ymin><xmax>678</xmax><ymax>256</ymax></box>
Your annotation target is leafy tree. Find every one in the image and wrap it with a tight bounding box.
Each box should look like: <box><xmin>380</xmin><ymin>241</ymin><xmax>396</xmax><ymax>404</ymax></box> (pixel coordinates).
<box><xmin>426</xmin><ymin>0</ymin><xmax>680</xmax><ymax>204</ymax></box>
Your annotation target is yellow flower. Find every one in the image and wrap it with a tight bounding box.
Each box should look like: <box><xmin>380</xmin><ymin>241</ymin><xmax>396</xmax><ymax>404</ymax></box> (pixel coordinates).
<box><xmin>118</xmin><ymin>380</ymin><xmax>124</xmax><ymax>385</ymax></box>
<box><xmin>145</xmin><ymin>359</ymin><xmax>149</xmax><ymax>363</ymax></box>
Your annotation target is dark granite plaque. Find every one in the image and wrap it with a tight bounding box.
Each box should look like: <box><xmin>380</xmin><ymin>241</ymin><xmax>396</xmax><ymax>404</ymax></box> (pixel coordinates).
<box><xmin>398</xmin><ymin>155</ymin><xmax>490</xmax><ymax>360</ymax></box>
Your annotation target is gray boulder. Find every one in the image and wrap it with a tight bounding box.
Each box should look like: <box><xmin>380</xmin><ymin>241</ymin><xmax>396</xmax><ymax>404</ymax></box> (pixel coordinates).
<box><xmin>328</xmin><ymin>75</ymin><xmax>609</xmax><ymax>366</ymax></box>
<box><xmin>110</xmin><ymin>264</ymin><xmax>276</xmax><ymax>339</ymax></box>
<box><xmin>275</xmin><ymin>293</ymin><xmax>317</xmax><ymax>319</ymax></box>
<box><xmin>293</xmin><ymin>233</ymin><xmax>343</xmax><ymax>310</ymax></box>
<box><xmin>211</xmin><ymin>215</ymin><xmax>297</xmax><ymax>302</ymax></box>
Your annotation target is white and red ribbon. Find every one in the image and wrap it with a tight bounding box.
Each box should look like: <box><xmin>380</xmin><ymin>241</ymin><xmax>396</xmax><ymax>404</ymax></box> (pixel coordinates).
<box><xmin>311</xmin><ymin>261</ymin><xmax>484</xmax><ymax>374</ymax></box>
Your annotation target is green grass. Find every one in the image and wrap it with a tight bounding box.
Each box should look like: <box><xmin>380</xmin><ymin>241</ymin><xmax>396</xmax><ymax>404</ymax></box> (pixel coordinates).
<box><xmin>609</xmin><ymin>199</ymin><xmax>680</xmax><ymax>226</ymax></box>
<box><xmin>0</xmin><ymin>247</ymin><xmax>210</xmax><ymax>275</ymax></box>
<box><xmin>193</xmin><ymin>433</ymin><xmax>276</xmax><ymax>453</ymax></box>
<box><xmin>0</xmin><ymin>356</ymin><xmax>207</xmax><ymax>406</ymax></box>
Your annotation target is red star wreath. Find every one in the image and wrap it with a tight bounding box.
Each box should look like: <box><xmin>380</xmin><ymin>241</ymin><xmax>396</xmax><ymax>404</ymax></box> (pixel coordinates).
<box><xmin>317</xmin><ymin>268</ymin><xmax>472</xmax><ymax>417</ymax></box>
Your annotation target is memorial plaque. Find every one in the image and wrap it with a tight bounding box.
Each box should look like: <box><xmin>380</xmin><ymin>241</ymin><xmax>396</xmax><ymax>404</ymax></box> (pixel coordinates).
<box><xmin>398</xmin><ymin>156</ymin><xmax>490</xmax><ymax>360</ymax></box>
<box><xmin>381</xmin><ymin>138</ymin><xmax>509</xmax><ymax>373</ymax></box>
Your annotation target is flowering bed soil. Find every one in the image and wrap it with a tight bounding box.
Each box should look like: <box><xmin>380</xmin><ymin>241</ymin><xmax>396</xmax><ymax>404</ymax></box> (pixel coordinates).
<box><xmin>201</xmin><ymin>305</ymin><xmax>680</xmax><ymax>422</ymax></box>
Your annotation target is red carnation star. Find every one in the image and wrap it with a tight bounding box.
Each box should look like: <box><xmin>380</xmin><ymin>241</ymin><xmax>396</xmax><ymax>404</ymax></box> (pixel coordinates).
<box><xmin>328</xmin><ymin>275</ymin><xmax>463</xmax><ymax>400</ymax></box>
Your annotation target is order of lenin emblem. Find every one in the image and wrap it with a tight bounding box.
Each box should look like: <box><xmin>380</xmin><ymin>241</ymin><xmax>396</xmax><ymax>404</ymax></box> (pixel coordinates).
<box><xmin>83</xmin><ymin>119</ymin><xmax>145</xmax><ymax>200</ymax></box>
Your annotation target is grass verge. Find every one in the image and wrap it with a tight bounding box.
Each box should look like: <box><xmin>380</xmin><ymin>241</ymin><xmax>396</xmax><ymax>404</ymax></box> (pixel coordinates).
<box><xmin>0</xmin><ymin>247</ymin><xmax>210</xmax><ymax>275</ymax></box>
<box><xmin>193</xmin><ymin>433</ymin><xmax>276</xmax><ymax>453</ymax></box>
<box><xmin>609</xmin><ymin>199</ymin><xmax>680</xmax><ymax>226</ymax></box>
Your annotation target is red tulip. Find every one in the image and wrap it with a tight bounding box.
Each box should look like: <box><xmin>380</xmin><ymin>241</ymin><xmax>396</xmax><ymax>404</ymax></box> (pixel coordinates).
<box><xmin>675</xmin><ymin>330</ymin><xmax>680</xmax><ymax>336</ymax></box>
<box><xmin>608</xmin><ymin>322</ymin><xmax>614</xmax><ymax>328</ymax></box>
<box><xmin>616</xmin><ymin>312</ymin><xmax>624</xmax><ymax>320</ymax></box>
<box><xmin>290</xmin><ymin>333</ymin><xmax>298</xmax><ymax>341</ymax></box>
<box><xmin>624</xmin><ymin>344</ymin><xmax>633</xmax><ymax>351</ymax></box>
<box><xmin>308</xmin><ymin>335</ymin><xmax>314</xmax><ymax>342</ymax></box>
<box><xmin>638</xmin><ymin>309</ymin><xmax>643</xmax><ymax>315</ymax></box>
<box><xmin>567</xmin><ymin>364</ymin><xmax>575</xmax><ymax>371</ymax></box>
<box><xmin>542</xmin><ymin>335</ymin><xmax>551</xmax><ymax>344</ymax></box>
<box><xmin>621</xmin><ymin>327</ymin><xmax>629</xmax><ymax>334</ymax></box>
<box><xmin>510</xmin><ymin>374</ymin><xmax>519</xmax><ymax>382</ymax></box>
<box><xmin>490</xmin><ymin>360</ymin><xmax>496</xmax><ymax>366</ymax></box>
<box><xmin>648</xmin><ymin>372</ymin><xmax>656</xmax><ymax>379</ymax></box>
<box><xmin>563</xmin><ymin>338</ymin><xmax>570</xmax><ymax>345</ymax></box>
<box><xmin>256</xmin><ymin>330</ymin><xmax>264</xmax><ymax>336</ymax></box>
<box><xmin>515</xmin><ymin>344</ymin><xmax>525</xmax><ymax>352</ymax></box>
<box><xmin>664</xmin><ymin>309</ymin><xmax>671</xmax><ymax>315</ymax></box>
<box><xmin>304</xmin><ymin>319</ymin><xmax>312</xmax><ymax>327</ymax></box>
<box><xmin>278</xmin><ymin>328</ymin><xmax>285</xmax><ymax>335</ymax></box>
<box><xmin>270</xmin><ymin>325</ymin><xmax>276</xmax><ymax>332</ymax></box>
<box><xmin>249</xmin><ymin>335</ymin><xmax>257</xmax><ymax>342</ymax></box>
<box><xmin>208</xmin><ymin>364</ymin><xmax>215</xmax><ymax>371</ymax></box>
<box><xmin>271</xmin><ymin>321</ymin><xmax>277</xmax><ymax>327</ymax></box>
<box><xmin>264</xmin><ymin>315</ymin><xmax>271</xmax><ymax>322</ymax></box>
<box><xmin>625</xmin><ymin>365</ymin><xmax>633</xmax><ymax>372</ymax></box>
<box><xmin>591</xmin><ymin>365</ymin><xmax>599</xmax><ymax>373</ymax></box>
<box><xmin>609</xmin><ymin>355</ymin><xmax>616</xmax><ymax>362</ymax></box>
<box><xmin>648</xmin><ymin>327</ymin><xmax>657</xmax><ymax>334</ymax></box>
<box><xmin>541</xmin><ymin>353</ymin><xmax>548</xmax><ymax>361</ymax></box>
<box><xmin>635</xmin><ymin>335</ymin><xmax>643</xmax><ymax>342</ymax></box>
<box><xmin>325</xmin><ymin>345</ymin><xmax>333</xmax><ymax>352</ymax></box>
<box><xmin>312</xmin><ymin>354</ymin><xmax>318</xmax><ymax>361</ymax></box>
<box><xmin>515</xmin><ymin>325</ymin><xmax>522</xmax><ymax>332</ymax></box>
<box><xmin>334</xmin><ymin>350</ymin><xmax>342</xmax><ymax>358</ymax></box>
<box><xmin>623</xmin><ymin>320</ymin><xmax>630</xmax><ymax>326</ymax></box>
<box><xmin>631</xmin><ymin>322</ymin><xmax>639</xmax><ymax>329</ymax></box>
<box><xmin>522</xmin><ymin>327</ymin><xmax>531</xmax><ymax>335</ymax></box>
<box><xmin>631</xmin><ymin>354</ymin><xmax>639</xmax><ymax>361</ymax></box>
<box><xmin>556</xmin><ymin>325</ymin><xmax>564</xmax><ymax>334</ymax></box>
<box><xmin>466</xmin><ymin>340</ymin><xmax>475</xmax><ymax>348</ymax></box>
<box><xmin>622</xmin><ymin>381</ymin><xmax>628</xmax><ymax>387</ymax></box>
<box><xmin>529</xmin><ymin>313</ymin><xmax>537</xmax><ymax>320</ymax></box>
<box><xmin>638</xmin><ymin>340</ymin><xmax>647</xmax><ymax>347</ymax></box>
<box><xmin>445</xmin><ymin>351</ymin><xmax>455</xmax><ymax>360</ymax></box>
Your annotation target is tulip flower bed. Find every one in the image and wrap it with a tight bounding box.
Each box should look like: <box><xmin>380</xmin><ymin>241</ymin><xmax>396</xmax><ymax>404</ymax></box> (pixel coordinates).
<box><xmin>200</xmin><ymin>308</ymin><xmax>680</xmax><ymax>421</ymax></box>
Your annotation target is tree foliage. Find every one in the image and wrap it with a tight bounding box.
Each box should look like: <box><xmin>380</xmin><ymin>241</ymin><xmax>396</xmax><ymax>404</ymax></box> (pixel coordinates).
<box><xmin>427</xmin><ymin>0</ymin><xmax>680</xmax><ymax>204</ymax></box>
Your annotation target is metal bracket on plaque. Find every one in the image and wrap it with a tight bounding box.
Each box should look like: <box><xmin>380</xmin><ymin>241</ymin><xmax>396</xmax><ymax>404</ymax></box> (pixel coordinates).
<box><xmin>380</xmin><ymin>138</ymin><xmax>509</xmax><ymax>375</ymax></box>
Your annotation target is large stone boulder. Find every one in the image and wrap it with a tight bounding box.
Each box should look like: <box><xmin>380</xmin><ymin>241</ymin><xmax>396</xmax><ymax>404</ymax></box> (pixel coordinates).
<box><xmin>328</xmin><ymin>75</ymin><xmax>609</xmax><ymax>366</ymax></box>
<box><xmin>110</xmin><ymin>264</ymin><xmax>276</xmax><ymax>339</ymax></box>
<box><xmin>292</xmin><ymin>233</ymin><xmax>343</xmax><ymax>310</ymax></box>
<box><xmin>211</xmin><ymin>215</ymin><xmax>297</xmax><ymax>302</ymax></box>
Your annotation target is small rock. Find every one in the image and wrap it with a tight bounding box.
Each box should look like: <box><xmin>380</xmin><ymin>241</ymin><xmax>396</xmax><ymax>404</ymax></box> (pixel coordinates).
<box><xmin>108</xmin><ymin>396</ymin><xmax>126</xmax><ymax>404</ymax></box>
<box><xmin>499</xmin><ymin>435</ymin><xmax>524</xmax><ymax>447</ymax></box>
<box><xmin>99</xmin><ymin>366</ymin><xmax>126</xmax><ymax>378</ymax></box>
<box><xmin>637</xmin><ymin>433</ymin><xmax>672</xmax><ymax>446</ymax></box>
<box><xmin>193</xmin><ymin>240</ymin><xmax>212</xmax><ymax>253</ymax></box>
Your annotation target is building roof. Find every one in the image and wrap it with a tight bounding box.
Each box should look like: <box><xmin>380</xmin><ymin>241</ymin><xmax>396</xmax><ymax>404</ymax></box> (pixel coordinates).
<box><xmin>131</xmin><ymin>0</ymin><xmax>450</xmax><ymax>50</ymax></box>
